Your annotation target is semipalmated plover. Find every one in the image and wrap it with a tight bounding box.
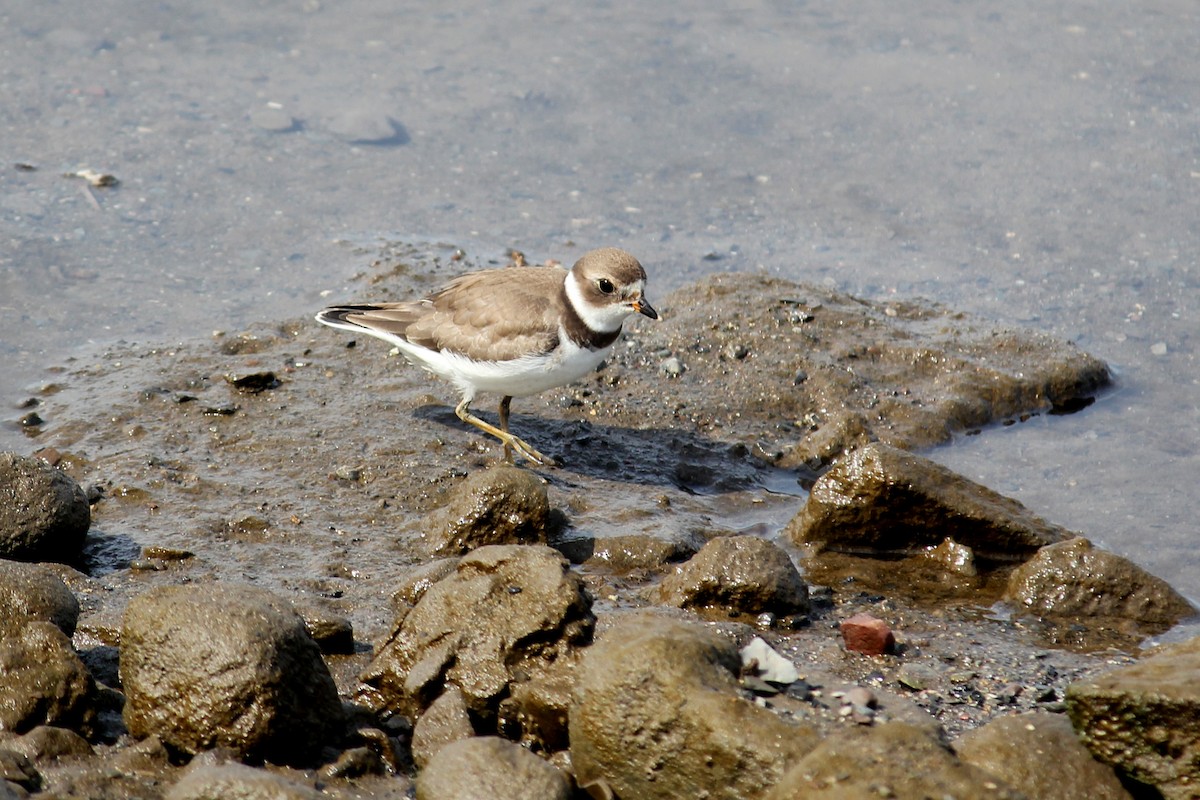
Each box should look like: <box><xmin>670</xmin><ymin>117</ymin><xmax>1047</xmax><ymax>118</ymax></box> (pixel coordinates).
<box><xmin>316</xmin><ymin>247</ymin><xmax>658</xmax><ymax>465</ymax></box>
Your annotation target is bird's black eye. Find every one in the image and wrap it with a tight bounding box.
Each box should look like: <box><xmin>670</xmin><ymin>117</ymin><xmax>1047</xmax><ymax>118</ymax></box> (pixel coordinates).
<box><xmin>597</xmin><ymin>278</ymin><xmax>615</xmax><ymax>294</ymax></box>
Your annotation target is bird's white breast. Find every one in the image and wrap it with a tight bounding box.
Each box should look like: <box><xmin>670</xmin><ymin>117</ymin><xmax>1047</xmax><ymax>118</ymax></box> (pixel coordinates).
<box><xmin>393</xmin><ymin>327</ymin><xmax>613</xmax><ymax>401</ymax></box>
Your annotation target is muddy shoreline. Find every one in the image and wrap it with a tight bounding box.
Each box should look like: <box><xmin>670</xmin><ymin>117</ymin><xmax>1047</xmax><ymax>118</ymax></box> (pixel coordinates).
<box><xmin>2</xmin><ymin>249</ymin><xmax>1195</xmax><ymax>798</ymax></box>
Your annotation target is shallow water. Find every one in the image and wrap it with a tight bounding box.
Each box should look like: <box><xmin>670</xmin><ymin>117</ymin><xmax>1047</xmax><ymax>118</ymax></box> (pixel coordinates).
<box><xmin>2</xmin><ymin>1</ymin><xmax>1197</xmax><ymax>600</ymax></box>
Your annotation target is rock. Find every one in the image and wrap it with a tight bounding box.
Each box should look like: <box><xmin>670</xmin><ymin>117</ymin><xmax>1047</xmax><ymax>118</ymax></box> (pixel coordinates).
<box><xmin>0</xmin><ymin>559</ymin><xmax>80</xmax><ymax>635</ymax></box>
<box><xmin>845</xmin><ymin>685</ymin><xmax>877</xmax><ymax>709</ymax></box>
<box><xmin>659</xmin><ymin>356</ymin><xmax>686</xmax><ymax>377</ymax></box>
<box><xmin>837</xmin><ymin>685</ymin><xmax>879</xmax><ymax>725</ymax></box>
<box><xmin>840</xmin><ymin>613</ymin><xmax>895</xmax><ymax>656</ymax></box>
<box><xmin>321</xmin><ymin>746</ymin><xmax>388</xmax><ymax>780</ymax></box>
<box><xmin>249</xmin><ymin>106</ymin><xmax>297</xmax><ymax>133</ymax></box>
<box><xmin>556</xmin><ymin>532</ymin><xmax>699</xmax><ymax>573</ymax></box>
<box><xmin>569</xmin><ymin>615</ymin><xmax>820</xmax><ymax>800</ymax></box>
<box><xmin>0</xmin><ymin>452</ymin><xmax>90</xmax><ymax>563</ymax></box>
<box><xmin>411</xmin><ymin>687</ymin><xmax>474</xmax><ymax>769</ymax></box>
<box><xmin>763</xmin><ymin>720</ymin><xmax>1023</xmax><ymax>799</ymax></box>
<box><xmin>656</xmin><ymin>535</ymin><xmax>809</xmax><ymax>616</ymax></box>
<box><xmin>165</xmin><ymin>762</ymin><xmax>325</xmax><ymax>800</ymax></box>
<box><xmin>416</xmin><ymin>737</ymin><xmax>571</xmax><ymax>800</ymax></box>
<box><xmin>361</xmin><ymin>545</ymin><xmax>592</xmax><ymax>719</ymax></box>
<box><xmin>290</xmin><ymin>599</ymin><xmax>355</xmax><ymax>655</ymax></box>
<box><xmin>120</xmin><ymin>584</ymin><xmax>345</xmax><ymax>764</ymax></box>
<box><xmin>923</xmin><ymin>537</ymin><xmax>979</xmax><ymax>576</ymax></box>
<box><xmin>326</xmin><ymin>109</ymin><xmax>410</xmax><ymax>145</ymax></box>
<box><xmin>955</xmin><ymin>712</ymin><xmax>1133</xmax><ymax>800</ymax></box>
<box><xmin>786</xmin><ymin>442</ymin><xmax>1070</xmax><ymax>560</ymax></box>
<box><xmin>0</xmin><ymin>749</ymin><xmax>40</xmax><ymax>793</ymax></box>
<box><xmin>499</xmin><ymin>655</ymin><xmax>579</xmax><ymax>753</ymax></box>
<box><xmin>391</xmin><ymin>558</ymin><xmax>460</xmax><ymax>609</ymax></box>
<box><xmin>0</xmin><ymin>620</ymin><xmax>94</xmax><ymax>734</ymax></box>
<box><xmin>896</xmin><ymin>663</ymin><xmax>942</xmax><ymax>692</ymax></box>
<box><xmin>1067</xmin><ymin>634</ymin><xmax>1200</xmax><ymax>798</ymax></box>
<box><xmin>1005</xmin><ymin>537</ymin><xmax>1195</xmax><ymax>632</ymax></box>
<box><xmin>740</xmin><ymin>637</ymin><xmax>799</xmax><ymax>686</ymax></box>
<box><xmin>420</xmin><ymin>466</ymin><xmax>551</xmax><ymax>555</ymax></box>
<box><xmin>0</xmin><ymin>725</ymin><xmax>93</xmax><ymax>763</ymax></box>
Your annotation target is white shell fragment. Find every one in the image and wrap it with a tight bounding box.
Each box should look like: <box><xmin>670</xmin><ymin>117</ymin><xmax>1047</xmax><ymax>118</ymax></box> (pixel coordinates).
<box><xmin>739</xmin><ymin>636</ymin><xmax>799</xmax><ymax>686</ymax></box>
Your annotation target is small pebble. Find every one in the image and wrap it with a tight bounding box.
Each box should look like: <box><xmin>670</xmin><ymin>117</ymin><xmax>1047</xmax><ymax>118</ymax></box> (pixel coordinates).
<box><xmin>334</xmin><ymin>465</ymin><xmax>362</xmax><ymax>482</ymax></box>
<box><xmin>724</xmin><ymin>343</ymin><xmax>749</xmax><ymax>360</ymax></box>
<box><xmin>250</xmin><ymin>106</ymin><xmax>297</xmax><ymax>132</ymax></box>
<box><xmin>659</xmin><ymin>356</ymin><xmax>686</xmax><ymax>378</ymax></box>
<box><xmin>143</xmin><ymin>546</ymin><xmax>194</xmax><ymax>561</ymax></box>
<box><xmin>224</xmin><ymin>371</ymin><xmax>280</xmax><ymax>393</ymax></box>
<box><xmin>996</xmin><ymin>682</ymin><xmax>1023</xmax><ymax>704</ymax></box>
<box><xmin>845</xmin><ymin>686</ymin><xmax>877</xmax><ymax>709</ymax></box>
<box><xmin>327</xmin><ymin>109</ymin><xmax>408</xmax><ymax>144</ymax></box>
<box><xmin>1150</xmin><ymin>341</ymin><xmax>1168</xmax><ymax>356</ymax></box>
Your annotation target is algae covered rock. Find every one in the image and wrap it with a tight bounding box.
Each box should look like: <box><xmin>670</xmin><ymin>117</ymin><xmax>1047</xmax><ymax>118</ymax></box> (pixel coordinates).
<box><xmin>120</xmin><ymin>583</ymin><xmax>345</xmax><ymax>764</ymax></box>
<box><xmin>657</xmin><ymin>535</ymin><xmax>809</xmax><ymax>617</ymax></box>
<box><xmin>569</xmin><ymin>615</ymin><xmax>819</xmax><ymax>800</ymax></box>
<box><xmin>0</xmin><ymin>452</ymin><xmax>90</xmax><ymax>563</ymax></box>
<box><xmin>0</xmin><ymin>619</ymin><xmax>94</xmax><ymax>734</ymax></box>
<box><xmin>0</xmin><ymin>559</ymin><xmax>80</xmax><ymax>636</ymax></box>
<box><xmin>1005</xmin><ymin>537</ymin><xmax>1194</xmax><ymax>633</ymax></box>
<box><xmin>420</xmin><ymin>465</ymin><xmax>551</xmax><ymax>555</ymax></box>
<box><xmin>416</xmin><ymin>736</ymin><xmax>571</xmax><ymax>800</ymax></box>
<box><xmin>362</xmin><ymin>545</ymin><xmax>593</xmax><ymax>718</ymax></box>
<box><xmin>1067</xmin><ymin>634</ymin><xmax>1200</xmax><ymax>799</ymax></box>
<box><xmin>763</xmin><ymin>720</ymin><xmax>1022</xmax><ymax>800</ymax></box>
<box><xmin>786</xmin><ymin>442</ymin><xmax>1070</xmax><ymax>560</ymax></box>
<box><xmin>954</xmin><ymin>712</ymin><xmax>1132</xmax><ymax>800</ymax></box>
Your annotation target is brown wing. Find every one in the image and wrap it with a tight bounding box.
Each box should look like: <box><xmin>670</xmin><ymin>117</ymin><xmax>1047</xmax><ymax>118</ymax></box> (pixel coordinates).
<box><xmin>336</xmin><ymin>267</ymin><xmax>568</xmax><ymax>362</ymax></box>
<box><xmin>411</xmin><ymin>267</ymin><xmax>567</xmax><ymax>361</ymax></box>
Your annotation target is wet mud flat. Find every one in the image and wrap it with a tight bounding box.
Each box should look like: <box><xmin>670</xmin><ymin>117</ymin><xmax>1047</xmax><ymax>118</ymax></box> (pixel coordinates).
<box><xmin>2</xmin><ymin>246</ymin><xmax>1196</xmax><ymax>799</ymax></box>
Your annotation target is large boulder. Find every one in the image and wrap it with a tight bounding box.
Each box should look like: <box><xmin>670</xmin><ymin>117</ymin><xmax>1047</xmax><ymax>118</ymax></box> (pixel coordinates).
<box><xmin>420</xmin><ymin>466</ymin><xmax>551</xmax><ymax>555</ymax></box>
<box><xmin>656</xmin><ymin>535</ymin><xmax>809</xmax><ymax>617</ymax></box>
<box><xmin>763</xmin><ymin>720</ymin><xmax>1022</xmax><ymax>799</ymax></box>
<box><xmin>954</xmin><ymin>712</ymin><xmax>1132</xmax><ymax>800</ymax></box>
<box><xmin>1067</xmin><ymin>634</ymin><xmax>1200</xmax><ymax>799</ymax></box>
<box><xmin>361</xmin><ymin>545</ymin><xmax>593</xmax><ymax>719</ymax></box>
<box><xmin>0</xmin><ymin>452</ymin><xmax>90</xmax><ymax>563</ymax></box>
<box><xmin>0</xmin><ymin>559</ymin><xmax>80</xmax><ymax>636</ymax></box>
<box><xmin>120</xmin><ymin>584</ymin><xmax>345</xmax><ymax>764</ymax></box>
<box><xmin>417</xmin><ymin>737</ymin><xmax>571</xmax><ymax>800</ymax></box>
<box><xmin>785</xmin><ymin>442</ymin><xmax>1070</xmax><ymax>560</ymax></box>
<box><xmin>569</xmin><ymin>615</ymin><xmax>819</xmax><ymax>800</ymax></box>
<box><xmin>1005</xmin><ymin>537</ymin><xmax>1195</xmax><ymax>633</ymax></box>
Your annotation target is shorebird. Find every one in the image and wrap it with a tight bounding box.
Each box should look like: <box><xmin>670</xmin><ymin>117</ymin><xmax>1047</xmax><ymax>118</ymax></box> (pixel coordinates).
<box><xmin>316</xmin><ymin>247</ymin><xmax>657</xmax><ymax>465</ymax></box>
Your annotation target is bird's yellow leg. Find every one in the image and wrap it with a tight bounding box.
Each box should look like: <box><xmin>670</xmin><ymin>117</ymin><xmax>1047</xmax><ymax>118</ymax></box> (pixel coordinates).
<box><xmin>454</xmin><ymin>397</ymin><xmax>555</xmax><ymax>466</ymax></box>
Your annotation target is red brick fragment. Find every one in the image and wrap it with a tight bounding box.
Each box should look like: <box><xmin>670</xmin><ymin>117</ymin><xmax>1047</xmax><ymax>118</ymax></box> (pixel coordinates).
<box><xmin>840</xmin><ymin>613</ymin><xmax>895</xmax><ymax>655</ymax></box>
